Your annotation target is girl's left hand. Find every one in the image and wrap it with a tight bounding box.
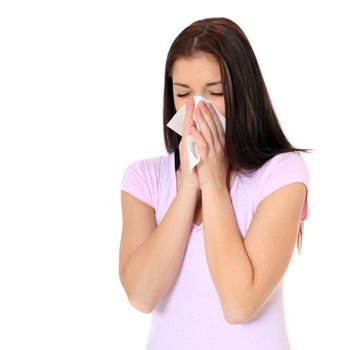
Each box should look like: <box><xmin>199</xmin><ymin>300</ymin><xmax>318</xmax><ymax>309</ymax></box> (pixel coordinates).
<box><xmin>190</xmin><ymin>101</ymin><xmax>227</xmax><ymax>191</ymax></box>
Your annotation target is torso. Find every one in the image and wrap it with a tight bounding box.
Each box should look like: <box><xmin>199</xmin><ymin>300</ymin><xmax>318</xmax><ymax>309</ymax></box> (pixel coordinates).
<box><xmin>175</xmin><ymin>169</ymin><xmax>237</xmax><ymax>226</ymax></box>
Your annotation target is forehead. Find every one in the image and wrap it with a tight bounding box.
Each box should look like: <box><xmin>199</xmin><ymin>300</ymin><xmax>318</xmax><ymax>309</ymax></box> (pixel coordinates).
<box><xmin>171</xmin><ymin>53</ymin><xmax>221</xmax><ymax>82</ymax></box>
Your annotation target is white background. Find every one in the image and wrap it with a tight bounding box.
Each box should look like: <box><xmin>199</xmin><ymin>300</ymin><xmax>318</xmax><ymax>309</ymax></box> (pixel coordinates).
<box><xmin>0</xmin><ymin>0</ymin><xmax>336</xmax><ymax>349</ymax></box>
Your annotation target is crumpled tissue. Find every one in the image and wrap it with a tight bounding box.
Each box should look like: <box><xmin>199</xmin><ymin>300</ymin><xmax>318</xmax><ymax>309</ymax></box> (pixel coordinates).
<box><xmin>166</xmin><ymin>95</ymin><xmax>226</xmax><ymax>170</ymax></box>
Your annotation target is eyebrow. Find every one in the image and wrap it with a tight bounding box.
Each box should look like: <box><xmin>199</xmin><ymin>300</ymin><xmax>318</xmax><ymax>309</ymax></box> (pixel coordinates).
<box><xmin>173</xmin><ymin>81</ymin><xmax>223</xmax><ymax>88</ymax></box>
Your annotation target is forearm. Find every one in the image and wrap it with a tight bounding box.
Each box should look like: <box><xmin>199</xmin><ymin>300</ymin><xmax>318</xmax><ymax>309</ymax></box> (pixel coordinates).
<box><xmin>122</xmin><ymin>186</ymin><xmax>199</xmax><ymax>312</ymax></box>
<box><xmin>202</xmin><ymin>184</ymin><xmax>254</xmax><ymax>322</ymax></box>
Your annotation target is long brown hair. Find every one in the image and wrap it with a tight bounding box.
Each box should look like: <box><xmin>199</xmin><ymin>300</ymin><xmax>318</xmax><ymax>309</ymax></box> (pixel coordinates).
<box><xmin>162</xmin><ymin>17</ymin><xmax>313</xmax><ymax>254</ymax></box>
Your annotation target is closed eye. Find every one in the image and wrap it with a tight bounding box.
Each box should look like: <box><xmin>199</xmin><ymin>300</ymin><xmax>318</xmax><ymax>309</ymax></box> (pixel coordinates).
<box><xmin>176</xmin><ymin>92</ymin><xmax>224</xmax><ymax>97</ymax></box>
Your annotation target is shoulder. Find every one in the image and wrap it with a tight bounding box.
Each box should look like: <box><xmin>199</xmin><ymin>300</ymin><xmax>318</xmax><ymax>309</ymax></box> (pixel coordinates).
<box><xmin>121</xmin><ymin>153</ymin><xmax>170</xmax><ymax>179</ymax></box>
<box><xmin>258</xmin><ymin>151</ymin><xmax>309</xmax><ymax>185</ymax></box>
<box><xmin>262</xmin><ymin>150</ymin><xmax>308</xmax><ymax>168</ymax></box>
<box><xmin>253</xmin><ymin>151</ymin><xmax>310</xmax><ymax>218</ymax></box>
<box><xmin>120</xmin><ymin>153</ymin><xmax>172</xmax><ymax>209</ymax></box>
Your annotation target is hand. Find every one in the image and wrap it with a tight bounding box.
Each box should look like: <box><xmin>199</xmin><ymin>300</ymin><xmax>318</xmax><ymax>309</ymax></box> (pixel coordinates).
<box><xmin>190</xmin><ymin>101</ymin><xmax>227</xmax><ymax>191</ymax></box>
<box><xmin>178</xmin><ymin>98</ymin><xmax>200</xmax><ymax>194</ymax></box>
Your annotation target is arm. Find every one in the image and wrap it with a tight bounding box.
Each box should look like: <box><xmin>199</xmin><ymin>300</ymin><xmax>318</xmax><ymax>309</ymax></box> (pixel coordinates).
<box><xmin>202</xmin><ymin>181</ymin><xmax>307</xmax><ymax>324</ymax></box>
<box><xmin>119</xmin><ymin>185</ymin><xmax>199</xmax><ymax>313</ymax></box>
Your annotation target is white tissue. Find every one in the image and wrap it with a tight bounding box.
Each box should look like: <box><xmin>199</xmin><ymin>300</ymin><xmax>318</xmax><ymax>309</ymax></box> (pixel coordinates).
<box><xmin>166</xmin><ymin>95</ymin><xmax>226</xmax><ymax>170</ymax></box>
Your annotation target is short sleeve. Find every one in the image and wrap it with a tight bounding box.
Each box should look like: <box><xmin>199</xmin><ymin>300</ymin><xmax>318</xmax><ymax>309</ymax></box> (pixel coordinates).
<box><xmin>120</xmin><ymin>158</ymin><xmax>159</xmax><ymax>209</ymax></box>
<box><xmin>254</xmin><ymin>152</ymin><xmax>310</xmax><ymax>221</ymax></box>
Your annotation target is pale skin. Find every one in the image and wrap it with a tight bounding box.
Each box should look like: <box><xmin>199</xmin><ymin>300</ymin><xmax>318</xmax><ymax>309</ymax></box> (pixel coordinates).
<box><xmin>172</xmin><ymin>53</ymin><xmax>237</xmax><ymax>224</ymax></box>
<box><xmin>119</xmin><ymin>52</ymin><xmax>307</xmax><ymax>324</ymax></box>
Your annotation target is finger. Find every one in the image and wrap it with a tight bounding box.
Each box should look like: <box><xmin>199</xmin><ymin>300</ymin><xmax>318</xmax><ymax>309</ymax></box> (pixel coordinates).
<box><xmin>200</xmin><ymin>102</ymin><xmax>219</xmax><ymax>143</ymax></box>
<box><xmin>190</xmin><ymin>125</ymin><xmax>208</xmax><ymax>159</ymax></box>
<box><xmin>195</xmin><ymin>103</ymin><xmax>215</xmax><ymax>148</ymax></box>
<box><xmin>207</xmin><ymin>103</ymin><xmax>225</xmax><ymax>145</ymax></box>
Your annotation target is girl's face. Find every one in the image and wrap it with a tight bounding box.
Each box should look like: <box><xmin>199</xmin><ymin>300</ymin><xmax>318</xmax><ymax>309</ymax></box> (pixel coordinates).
<box><xmin>171</xmin><ymin>52</ymin><xmax>226</xmax><ymax>116</ymax></box>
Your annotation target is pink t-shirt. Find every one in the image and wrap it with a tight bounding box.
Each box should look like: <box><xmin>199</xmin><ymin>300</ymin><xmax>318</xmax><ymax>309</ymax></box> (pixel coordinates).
<box><xmin>120</xmin><ymin>151</ymin><xmax>310</xmax><ymax>350</ymax></box>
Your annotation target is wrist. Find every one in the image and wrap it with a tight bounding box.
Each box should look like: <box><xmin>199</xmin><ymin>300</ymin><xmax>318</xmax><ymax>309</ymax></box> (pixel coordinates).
<box><xmin>178</xmin><ymin>183</ymin><xmax>200</xmax><ymax>198</ymax></box>
<box><xmin>201</xmin><ymin>182</ymin><xmax>230</xmax><ymax>198</ymax></box>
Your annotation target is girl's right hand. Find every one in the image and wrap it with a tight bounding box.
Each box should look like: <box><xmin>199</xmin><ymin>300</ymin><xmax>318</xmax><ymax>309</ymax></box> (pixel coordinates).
<box><xmin>178</xmin><ymin>98</ymin><xmax>200</xmax><ymax>194</ymax></box>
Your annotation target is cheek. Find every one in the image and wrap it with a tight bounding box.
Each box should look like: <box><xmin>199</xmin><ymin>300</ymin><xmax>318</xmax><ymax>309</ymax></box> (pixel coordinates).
<box><xmin>220</xmin><ymin>104</ymin><xmax>226</xmax><ymax>116</ymax></box>
<box><xmin>173</xmin><ymin>97</ymin><xmax>184</xmax><ymax>112</ymax></box>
